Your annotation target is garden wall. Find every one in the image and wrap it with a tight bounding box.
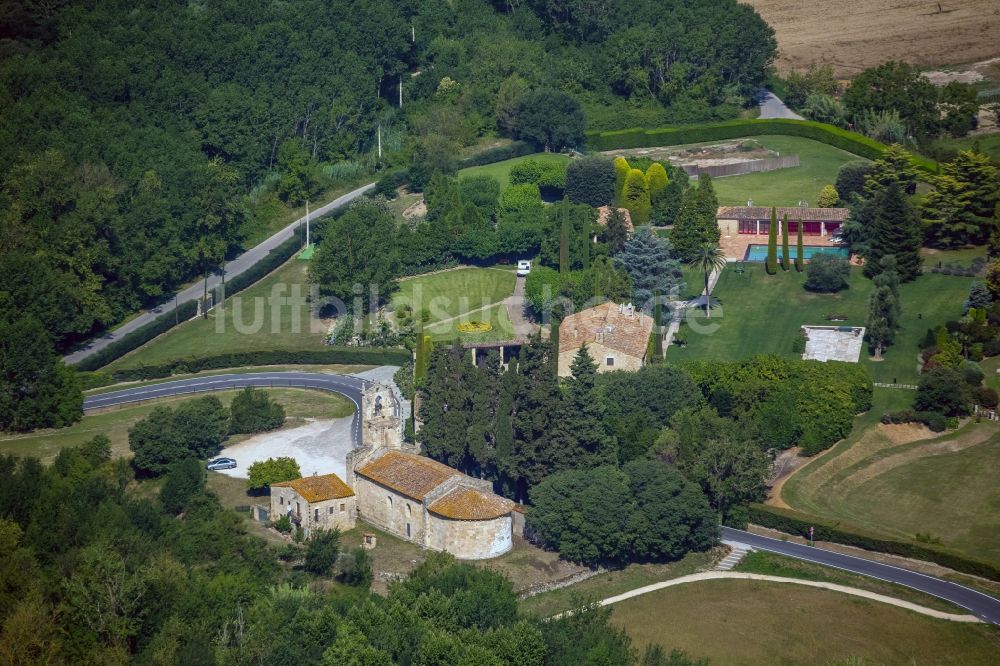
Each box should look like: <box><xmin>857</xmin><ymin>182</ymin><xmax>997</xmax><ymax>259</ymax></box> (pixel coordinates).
<box><xmin>586</xmin><ymin>119</ymin><xmax>937</xmax><ymax>172</ymax></box>
<box><xmin>685</xmin><ymin>155</ymin><xmax>800</xmax><ymax>179</ymax></box>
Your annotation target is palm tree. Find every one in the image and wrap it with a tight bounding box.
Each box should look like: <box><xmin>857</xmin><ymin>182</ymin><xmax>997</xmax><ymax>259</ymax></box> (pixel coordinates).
<box><xmin>688</xmin><ymin>244</ymin><xmax>728</xmax><ymax>318</ymax></box>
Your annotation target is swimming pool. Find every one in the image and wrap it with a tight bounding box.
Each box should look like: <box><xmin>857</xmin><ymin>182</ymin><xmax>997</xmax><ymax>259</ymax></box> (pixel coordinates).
<box><xmin>743</xmin><ymin>244</ymin><xmax>850</xmax><ymax>262</ymax></box>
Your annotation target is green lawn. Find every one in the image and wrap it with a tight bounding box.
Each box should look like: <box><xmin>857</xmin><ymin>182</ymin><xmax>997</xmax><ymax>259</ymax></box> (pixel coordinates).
<box><xmin>669</xmin><ymin>264</ymin><xmax>973</xmax><ymax>386</ymax></box>
<box><xmin>782</xmin><ymin>419</ymin><xmax>1000</xmax><ymax>567</ymax></box>
<box><xmin>393</xmin><ymin>267</ymin><xmax>517</xmax><ymax>343</ymax></box>
<box><xmin>110</xmin><ymin>259</ymin><xmax>327</xmax><ymax>371</ymax></box>
<box><xmin>457</xmin><ymin>153</ymin><xmax>571</xmax><ymax>190</ymax></box>
<box><xmin>0</xmin><ymin>388</ymin><xmax>354</xmax><ymax>463</ymax></box>
<box><xmin>610</xmin><ymin>579</ymin><xmax>1000</xmax><ymax>665</ymax></box>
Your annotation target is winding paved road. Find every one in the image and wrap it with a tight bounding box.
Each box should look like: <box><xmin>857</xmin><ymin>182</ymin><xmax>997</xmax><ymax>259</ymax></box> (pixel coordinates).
<box><xmin>723</xmin><ymin>527</ymin><xmax>1000</xmax><ymax>625</ymax></box>
<box><xmin>64</xmin><ymin>183</ymin><xmax>375</xmax><ymax>366</ymax></box>
<box><xmin>81</xmin><ymin>375</ymin><xmax>1000</xmax><ymax>623</ymax></box>
<box><xmin>84</xmin><ymin>371</ymin><xmax>370</xmax><ymax>448</ymax></box>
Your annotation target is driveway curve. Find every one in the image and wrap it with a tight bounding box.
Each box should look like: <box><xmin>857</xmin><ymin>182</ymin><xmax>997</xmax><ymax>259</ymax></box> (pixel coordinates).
<box><xmin>554</xmin><ymin>572</ymin><xmax>982</xmax><ymax>623</ymax></box>
<box><xmin>83</xmin><ymin>371</ymin><xmax>369</xmax><ymax>448</ymax></box>
<box><xmin>65</xmin><ymin>183</ymin><xmax>375</xmax><ymax>365</ymax></box>
<box><xmin>723</xmin><ymin>527</ymin><xmax>1000</xmax><ymax>625</ymax></box>
<box><xmin>758</xmin><ymin>90</ymin><xmax>804</xmax><ymax>120</ymax></box>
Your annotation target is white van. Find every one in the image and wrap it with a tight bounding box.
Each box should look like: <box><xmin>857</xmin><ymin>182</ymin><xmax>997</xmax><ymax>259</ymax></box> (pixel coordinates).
<box><xmin>516</xmin><ymin>260</ymin><xmax>531</xmax><ymax>277</ymax></box>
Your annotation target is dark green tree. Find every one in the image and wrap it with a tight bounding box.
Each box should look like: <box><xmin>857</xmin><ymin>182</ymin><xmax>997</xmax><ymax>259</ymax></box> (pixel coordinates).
<box><xmin>304</xmin><ymin>528</ymin><xmax>341</xmax><ymax>576</ymax></box>
<box><xmin>565</xmin><ymin>156</ymin><xmax>616</xmax><ymax>207</ymax></box>
<box><xmin>795</xmin><ymin>219</ymin><xmax>804</xmax><ymax>271</ymax></box>
<box><xmin>514</xmin><ymin>89</ymin><xmax>585</xmax><ymax>151</ymax></box>
<box><xmin>229</xmin><ymin>387</ymin><xmax>286</xmax><ymax>434</ymax></box>
<box><xmin>803</xmin><ymin>254</ymin><xmax>850</xmax><ymax>292</ymax></box>
<box><xmin>863</xmin><ymin>182</ymin><xmax>923</xmax><ymax>281</ymax></box>
<box><xmin>915</xmin><ymin>368</ymin><xmax>970</xmax><ymax>416</ymax></box>
<box><xmin>781</xmin><ymin>214</ymin><xmax>790</xmax><ymax>270</ymax></box>
<box><xmin>843</xmin><ymin>61</ymin><xmax>940</xmax><ymax>138</ymax></box>
<box><xmin>766</xmin><ymin>207</ymin><xmax>778</xmax><ymax>275</ymax></box>
<box><xmin>246</xmin><ymin>457</ymin><xmax>301</xmax><ymax>491</ymax></box>
<box><xmin>160</xmin><ymin>458</ymin><xmax>206</xmax><ymax>515</ymax></box>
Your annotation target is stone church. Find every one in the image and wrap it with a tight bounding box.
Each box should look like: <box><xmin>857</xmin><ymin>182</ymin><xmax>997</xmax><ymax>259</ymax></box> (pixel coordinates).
<box><xmin>273</xmin><ymin>381</ymin><xmax>515</xmax><ymax>559</ymax></box>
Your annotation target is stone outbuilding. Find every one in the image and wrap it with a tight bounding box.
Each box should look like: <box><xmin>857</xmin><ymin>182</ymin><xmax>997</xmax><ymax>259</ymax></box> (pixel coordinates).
<box><xmin>558</xmin><ymin>302</ymin><xmax>656</xmax><ymax>376</ymax></box>
<box><xmin>352</xmin><ymin>449</ymin><xmax>515</xmax><ymax>560</ymax></box>
<box><xmin>270</xmin><ymin>473</ymin><xmax>357</xmax><ymax>537</ymax></box>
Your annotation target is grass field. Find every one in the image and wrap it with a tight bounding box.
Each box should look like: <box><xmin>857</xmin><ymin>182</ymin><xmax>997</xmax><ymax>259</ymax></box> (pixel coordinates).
<box><xmin>457</xmin><ymin>153</ymin><xmax>571</xmax><ymax>190</ymax></box>
<box><xmin>668</xmin><ymin>264</ymin><xmax>973</xmax><ymax>386</ymax></box>
<box><xmin>519</xmin><ymin>550</ymin><xmax>717</xmax><ymax>618</ymax></box>
<box><xmin>0</xmin><ymin>388</ymin><xmax>354</xmax><ymax>463</ymax></box>
<box><xmin>110</xmin><ymin>259</ymin><xmax>327</xmax><ymax>371</ymax></box>
<box><xmin>781</xmin><ymin>419</ymin><xmax>1000</xmax><ymax>566</ymax></box>
<box><xmin>706</xmin><ymin>136</ymin><xmax>866</xmax><ymax>206</ymax></box>
<box><xmin>610</xmin><ymin>579</ymin><xmax>1000</xmax><ymax>665</ymax></box>
<box><xmin>393</xmin><ymin>267</ymin><xmax>517</xmax><ymax>342</ymax></box>
<box><xmin>931</xmin><ymin>132</ymin><xmax>1000</xmax><ymax>166</ymax></box>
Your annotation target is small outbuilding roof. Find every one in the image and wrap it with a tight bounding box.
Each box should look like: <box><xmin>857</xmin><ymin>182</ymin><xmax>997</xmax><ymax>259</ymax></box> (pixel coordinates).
<box><xmin>272</xmin><ymin>473</ymin><xmax>354</xmax><ymax>502</ymax></box>
<box><xmin>427</xmin><ymin>486</ymin><xmax>515</xmax><ymax>521</ymax></box>
<box><xmin>595</xmin><ymin>206</ymin><xmax>634</xmax><ymax>234</ymax></box>
<box><xmin>559</xmin><ymin>302</ymin><xmax>653</xmax><ymax>360</ymax></box>
<box><xmin>356</xmin><ymin>450</ymin><xmax>461</xmax><ymax>501</ymax></box>
<box><xmin>716</xmin><ymin>206</ymin><xmax>849</xmax><ymax>222</ymax></box>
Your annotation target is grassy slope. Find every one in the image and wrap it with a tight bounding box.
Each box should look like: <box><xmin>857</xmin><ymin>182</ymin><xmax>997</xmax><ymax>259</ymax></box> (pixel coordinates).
<box><xmin>0</xmin><ymin>388</ymin><xmax>354</xmax><ymax>463</ymax></box>
<box><xmin>930</xmin><ymin>131</ymin><xmax>1000</xmax><ymax>166</ymax></box>
<box><xmin>110</xmin><ymin>259</ymin><xmax>326</xmax><ymax>370</ymax></box>
<box><xmin>668</xmin><ymin>263</ymin><xmax>973</xmax><ymax>386</ymax></box>
<box><xmin>457</xmin><ymin>153</ymin><xmax>571</xmax><ymax>190</ymax></box>
<box><xmin>782</xmin><ymin>418</ymin><xmax>1000</xmax><ymax>566</ymax></box>
<box><xmin>394</xmin><ymin>267</ymin><xmax>517</xmax><ymax>342</ymax></box>
<box><xmin>610</xmin><ymin>579</ymin><xmax>1000</xmax><ymax>665</ymax></box>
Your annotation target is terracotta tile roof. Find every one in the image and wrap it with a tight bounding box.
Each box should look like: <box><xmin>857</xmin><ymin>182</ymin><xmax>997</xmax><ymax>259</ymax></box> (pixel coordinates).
<box><xmin>716</xmin><ymin>206</ymin><xmax>849</xmax><ymax>222</ymax></box>
<box><xmin>596</xmin><ymin>206</ymin><xmax>634</xmax><ymax>234</ymax></box>
<box><xmin>559</xmin><ymin>302</ymin><xmax>653</xmax><ymax>360</ymax></box>
<box><xmin>428</xmin><ymin>486</ymin><xmax>515</xmax><ymax>521</ymax></box>
<box><xmin>356</xmin><ymin>450</ymin><xmax>461</xmax><ymax>501</ymax></box>
<box><xmin>272</xmin><ymin>473</ymin><xmax>354</xmax><ymax>503</ymax></box>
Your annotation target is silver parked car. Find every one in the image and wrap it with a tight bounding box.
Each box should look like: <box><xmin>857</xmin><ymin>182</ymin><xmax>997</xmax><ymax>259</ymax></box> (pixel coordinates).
<box><xmin>206</xmin><ymin>457</ymin><xmax>237</xmax><ymax>471</ymax></box>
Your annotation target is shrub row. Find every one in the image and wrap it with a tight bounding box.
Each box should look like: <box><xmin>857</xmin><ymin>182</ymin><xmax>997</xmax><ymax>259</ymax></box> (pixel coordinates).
<box><xmin>457</xmin><ymin>141</ymin><xmax>536</xmax><ymax>168</ymax></box>
<box><xmin>585</xmin><ymin>119</ymin><xmax>937</xmax><ymax>172</ymax></box>
<box><xmin>742</xmin><ymin>503</ymin><xmax>1000</xmax><ymax>581</ymax></box>
<box><xmin>109</xmin><ymin>348</ymin><xmax>411</xmax><ymax>382</ymax></box>
<box><xmin>213</xmin><ymin>227</ymin><xmax>306</xmax><ymax>306</ymax></box>
<box><xmin>881</xmin><ymin>409</ymin><xmax>946</xmax><ymax>432</ymax></box>
<box><xmin>76</xmin><ymin>371</ymin><xmax>115</xmax><ymax>390</ymax></box>
<box><xmin>74</xmin><ymin>299</ymin><xmax>200</xmax><ymax>372</ymax></box>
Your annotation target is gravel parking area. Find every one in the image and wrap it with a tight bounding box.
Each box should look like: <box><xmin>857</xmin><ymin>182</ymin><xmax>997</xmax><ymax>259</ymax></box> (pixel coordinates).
<box><xmin>215</xmin><ymin>417</ymin><xmax>354</xmax><ymax>480</ymax></box>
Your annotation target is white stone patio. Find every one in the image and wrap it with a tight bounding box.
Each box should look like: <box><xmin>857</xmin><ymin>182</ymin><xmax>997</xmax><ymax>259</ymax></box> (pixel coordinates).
<box><xmin>801</xmin><ymin>325</ymin><xmax>865</xmax><ymax>363</ymax></box>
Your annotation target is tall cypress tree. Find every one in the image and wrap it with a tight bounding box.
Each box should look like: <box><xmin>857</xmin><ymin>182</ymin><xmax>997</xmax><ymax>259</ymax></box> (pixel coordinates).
<box><xmin>796</xmin><ymin>218</ymin><xmax>804</xmax><ymax>272</ymax></box>
<box><xmin>652</xmin><ymin>291</ymin><xmax>663</xmax><ymax>361</ymax></box>
<box><xmin>863</xmin><ymin>182</ymin><xmax>923</xmax><ymax>281</ymax></box>
<box><xmin>559</xmin><ymin>202</ymin><xmax>570</xmax><ymax>274</ymax></box>
<box><xmin>548</xmin><ymin>346</ymin><xmax>617</xmax><ymax>473</ymax></box>
<box><xmin>781</xmin><ymin>214</ymin><xmax>790</xmax><ymax>270</ymax></box>
<box><xmin>766</xmin><ymin>207</ymin><xmax>778</xmax><ymax>275</ymax></box>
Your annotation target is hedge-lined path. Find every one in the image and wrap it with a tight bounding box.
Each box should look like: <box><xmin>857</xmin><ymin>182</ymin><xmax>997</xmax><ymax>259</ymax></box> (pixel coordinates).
<box><xmin>758</xmin><ymin>90</ymin><xmax>804</xmax><ymax>120</ymax></box>
<box><xmin>554</xmin><ymin>570</ymin><xmax>982</xmax><ymax>623</ymax></box>
<box><xmin>721</xmin><ymin>527</ymin><xmax>1000</xmax><ymax>624</ymax></box>
<box><xmin>83</xmin><ymin>371</ymin><xmax>370</xmax><ymax>449</ymax></box>
<box><xmin>64</xmin><ymin>182</ymin><xmax>375</xmax><ymax>366</ymax></box>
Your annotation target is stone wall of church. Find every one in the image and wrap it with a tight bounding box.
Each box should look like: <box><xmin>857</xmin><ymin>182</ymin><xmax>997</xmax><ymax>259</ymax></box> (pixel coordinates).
<box><xmin>354</xmin><ymin>476</ymin><xmax>426</xmax><ymax>545</ymax></box>
<box><xmin>426</xmin><ymin>514</ymin><xmax>513</xmax><ymax>560</ymax></box>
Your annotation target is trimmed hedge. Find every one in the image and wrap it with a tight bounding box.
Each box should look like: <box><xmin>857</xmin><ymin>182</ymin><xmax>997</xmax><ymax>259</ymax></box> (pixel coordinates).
<box><xmin>881</xmin><ymin>409</ymin><xmax>947</xmax><ymax>432</ymax></box>
<box><xmin>458</xmin><ymin>141</ymin><xmax>536</xmax><ymax>168</ymax></box>
<box><xmin>110</xmin><ymin>348</ymin><xmax>411</xmax><ymax>382</ymax></box>
<box><xmin>213</xmin><ymin>227</ymin><xmax>305</xmax><ymax>306</ymax></box>
<box><xmin>743</xmin><ymin>503</ymin><xmax>1000</xmax><ymax>581</ymax></box>
<box><xmin>74</xmin><ymin>299</ymin><xmax>200</xmax><ymax>372</ymax></box>
<box><xmin>585</xmin><ymin>119</ymin><xmax>937</xmax><ymax>173</ymax></box>
<box><xmin>76</xmin><ymin>371</ymin><xmax>115</xmax><ymax>391</ymax></box>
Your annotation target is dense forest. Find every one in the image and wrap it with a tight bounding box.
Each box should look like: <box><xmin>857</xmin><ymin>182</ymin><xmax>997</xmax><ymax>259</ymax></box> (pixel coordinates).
<box><xmin>0</xmin><ymin>445</ymin><xmax>703</xmax><ymax>665</ymax></box>
<box><xmin>0</xmin><ymin>0</ymin><xmax>776</xmax><ymax>352</ymax></box>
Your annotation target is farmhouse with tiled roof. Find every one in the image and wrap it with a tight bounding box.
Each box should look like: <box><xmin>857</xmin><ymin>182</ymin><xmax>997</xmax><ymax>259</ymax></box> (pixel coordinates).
<box><xmin>558</xmin><ymin>302</ymin><xmax>657</xmax><ymax>376</ymax></box>
<box><xmin>270</xmin><ymin>473</ymin><xmax>357</xmax><ymax>536</ymax></box>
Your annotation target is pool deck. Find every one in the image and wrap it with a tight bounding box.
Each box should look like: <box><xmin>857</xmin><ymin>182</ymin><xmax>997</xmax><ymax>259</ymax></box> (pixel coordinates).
<box><xmin>719</xmin><ymin>233</ymin><xmax>842</xmax><ymax>262</ymax></box>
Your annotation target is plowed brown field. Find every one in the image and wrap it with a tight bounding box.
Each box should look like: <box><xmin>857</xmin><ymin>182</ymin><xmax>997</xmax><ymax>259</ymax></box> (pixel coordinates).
<box><xmin>747</xmin><ymin>0</ymin><xmax>1000</xmax><ymax>74</ymax></box>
